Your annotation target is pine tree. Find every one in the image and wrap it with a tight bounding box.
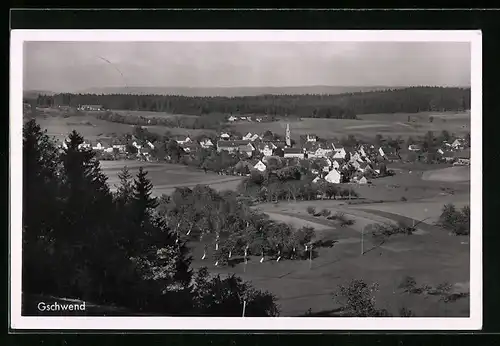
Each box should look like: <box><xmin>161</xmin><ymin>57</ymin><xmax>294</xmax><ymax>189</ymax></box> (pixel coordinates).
<box><xmin>131</xmin><ymin>167</ymin><xmax>159</xmax><ymax>226</ymax></box>
<box><xmin>115</xmin><ymin>166</ymin><xmax>134</xmax><ymax>206</ymax></box>
<box><xmin>22</xmin><ymin>119</ymin><xmax>61</xmax><ymax>294</ymax></box>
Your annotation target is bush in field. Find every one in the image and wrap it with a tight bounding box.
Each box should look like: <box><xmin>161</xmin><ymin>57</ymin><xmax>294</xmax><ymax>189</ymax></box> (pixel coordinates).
<box><xmin>398</xmin><ymin>276</ymin><xmax>417</xmax><ymax>294</ymax></box>
<box><xmin>332</xmin><ymin>279</ymin><xmax>391</xmax><ymax>317</ymax></box>
<box><xmin>399</xmin><ymin>307</ymin><xmax>416</xmax><ymax>317</ymax></box>
<box><xmin>436</xmin><ymin>203</ymin><xmax>470</xmax><ymax>236</ymax></box>
<box><xmin>320</xmin><ymin>209</ymin><xmax>331</xmax><ymax>217</ymax></box>
<box><xmin>334</xmin><ymin>211</ymin><xmax>355</xmax><ymax>227</ymax></box>
<box><xmin>306</xmin><ymin>206</ymin><xmax>316</xmax><ymax>215</ymax></box>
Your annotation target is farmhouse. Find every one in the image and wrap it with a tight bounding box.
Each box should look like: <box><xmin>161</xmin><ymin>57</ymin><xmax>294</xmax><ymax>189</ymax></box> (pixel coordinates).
<box><xmin>408</xmin><ymin>144</ymin><xmax>422</xmax><ymax>152</ymax></box>
<box><xmin>199</xmin><ymin>138</ymin><xmax>214</xmax><ymax>148</ymax></box>
<box><xmin>253</xmin><ymin>160</ymin><xmax>267</xmax><ymax>172</ymax></box>
<box><xmin>306</xmin><ymin>134</ymin><xmax>317</xmax><ymax>142</ymax></box>
<box><xmin>228</xmin><ymin>115</ymin><xmax>238</xmax><ymax>122</ymax></box>
<box><xmin>78</xmin><ymin>104</ymin><xmax>103</xmax><ymax>111</ymax></box>
<box><xmin>331</xmin><ymin>147</ymin><xmax>347</xmax><ymax>159</ymax></box>
<box><xmin>451</xmin><ymin>138</ymin><xmax>465</xmax><ymax>150</ymax></box>
<box><xmin>243</xmin><ymin>132</ymin><xmax>253</xmax><ymax>141</ymax></box>
<box><xmin>146</xmin><ymin>141</ymin><xmax>155</xmax><ymax>149</ymax></box>
<box><xmin>181</xmin><ymin>142</ymin><xmax>199</xmax><ymax>153</ymax></box>
<box><xmin>312</xmin><ymin>176</ymin><xmax>323</xmax><ymax>184</ymax></box>
<box><xmin>257</xmin><ymin>143</ymin><xmax>274</xmax><ymax>157</ymax></box>
<box><xmin>175</xmin><ymin>135</ymin><xmax>191</xmax><ymax>145</ymax></box>
<box><xmin>239</xmin><ymin>143</ymin><xmax>255</xmax><ymax>157</ymax></box>
<box><xmin>112</xmin><ymin>144</ymin><xmax>127</xmax><ymax>153</ymax></box>
<box><xmin>324</xmin><ymin>169</ymin><xmax>341</xmax><ymax>184</ymax></box>
<box><xmin>220</xmin><ymin>133</ymin><xmax>231</xmax><ymax>140</ymax></box>
<box><xmin>453</xmin><ymin>148</ymin><xmax>471</xmax><ymax>166</ymax></box>
<box><xmin>378</xmin><ymin>146</ymin><xmax>400</xmax><ymax>161</ymax></box>
<box><xmin>283</xmin><ymin>148</ymin><xmax>305</xmax><ymax>159</ymax></box>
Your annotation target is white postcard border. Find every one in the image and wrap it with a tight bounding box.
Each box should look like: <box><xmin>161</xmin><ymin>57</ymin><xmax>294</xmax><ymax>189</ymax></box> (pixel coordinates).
<box><xmin>10</xmin><ymin>29</ymin><xmax>482</xmax><ymax>330</ymax></box>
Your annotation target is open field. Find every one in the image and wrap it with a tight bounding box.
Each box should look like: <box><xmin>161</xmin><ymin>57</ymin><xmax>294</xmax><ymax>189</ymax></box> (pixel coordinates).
<box><xmin>229</xmin><ymin>189</ymin><xmax>470</xmax><ymax>316</ymax></box>
<box><xmin>195</xmin><ymin>163</ymin><xmax>470</xmax><ymax>316</ymax></box>
<box><xmin>33</xmin><ymin>114</ymin><xmax>216</xmax><ymax>142</ymax></box>
<box><xmin>230</xmin><ymin>111</ymin><xmax>470</xmax><ymax>140</ymax></box>
<box><xmin>422</xmin><ymin>166</ymin><xmax>471</xmax><ymax>182</ymax></box>
<box><xmin>189</xmin><ymin>204</ymin><xmax>470</xmax><ymax>316</ymax></box>
<box><xmin>100</xmin><ymin>160</ymin><xmax>243</xmax><ymax>196</ymax></box>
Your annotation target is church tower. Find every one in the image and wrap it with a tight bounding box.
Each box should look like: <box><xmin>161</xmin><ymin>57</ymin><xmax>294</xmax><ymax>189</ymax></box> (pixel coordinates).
<box><xmin>285</xmin><ymin>123</ymin><xmax>291</xmax><ymax>147</ymax></box>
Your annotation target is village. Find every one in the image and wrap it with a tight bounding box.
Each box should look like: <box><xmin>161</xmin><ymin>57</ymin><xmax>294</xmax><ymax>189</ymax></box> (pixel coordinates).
<box><xmin>60</xmin><ymin>117</ymin><xmax>471</xmax><ymax>187</ymax></box>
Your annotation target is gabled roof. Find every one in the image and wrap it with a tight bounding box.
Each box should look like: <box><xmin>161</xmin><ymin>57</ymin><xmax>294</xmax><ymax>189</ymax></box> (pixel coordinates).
<box><xmin>217</xmin><ymin>140</ymin><xmax>252</xmax><ymax>148</ymax></box>
<box><xmin>284</xmin><ymin>148</ymin><xmax>303</xmax><ymax>154</ymax></box>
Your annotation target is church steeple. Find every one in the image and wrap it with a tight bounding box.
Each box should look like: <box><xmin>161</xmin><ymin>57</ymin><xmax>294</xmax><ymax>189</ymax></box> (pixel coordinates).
<box><xmin>285</xmin><ymin>123</ymin><xmax>291</xmax><ymax>147</ymax></box>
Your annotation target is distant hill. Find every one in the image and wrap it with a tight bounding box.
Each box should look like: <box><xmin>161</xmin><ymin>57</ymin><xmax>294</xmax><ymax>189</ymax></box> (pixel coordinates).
<box><xmin>77</xmin><ymin>85</ymin><xmax>406</xmax><ymax>97</ymax></box>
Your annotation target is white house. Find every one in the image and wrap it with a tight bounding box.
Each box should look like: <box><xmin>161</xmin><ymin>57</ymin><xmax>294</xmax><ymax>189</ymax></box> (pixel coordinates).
<box><xmin>220</xmin><ymin>133</ymin><xmax>231</xmax><ymax>140</ymax></box>
<box><xmin>104</xmin><ymin>147</ymin><xmax>114</xmax><ymax>153</ymax></box>
<box><xmin>260</xmin><ymin>145</ymin><xmax>274</xmax><ymax>157</ymax></box>
<box><xmin>199</xmin><ymin>138</ymin><xmax>214</xmax><ymax>148</ymax></box>
<box><xmin>451</xmin><ymin>139</ymin><xmax>463</xmax><ymax>149</ymax></box>
<box><xmin>112</xmin><ymin>144</ymin><xmax>127</xmax><ymax>153</ymax></box>
<box><xmin>322</xmin><ymin>165</ymin><xmax>330</xmax><ymax>173</ymax></box>
<box><xmin>132</xmin><ymin>141</ymin><xmax>142</xmax><ymax>149</ymax></box>
<box><xmin>312</xmin><ymin>176</ymin><xmax>322</xmax><ymax>184</ymax></box>
<box><xmin>332</xmin><ymin>147</ymin><xmax>346</xmax><ymax>159</ymax></box>
<box><xmin>311</xmin><ymin>169</ymin><xmax>319</xmax><ymax>175</ymax></box>
<box><xmin>77</xmin><ymin>142</ymin><xmax>91</xmax><ymax>150</ymax></box>
<box><xmin>250</xmin><ymin>134</ymin><xmax>261</xmax><ymax>141</ymax></box>
<box><xmin>243</xmin><ymin>132</ymin><xmax>253</xmax><ymax>141</ymax></box>
<box><xmin>93</xmin><ymin>142</ymin><xmax>105</xmax><ymax>151</ymax></box>
<box><xmin>408</xmin><ymin>144</ymin><xmax>421</xmax><ymax>152</ymax></box>
<box><xmin>175</xmin><ymin>136</ymin><xmax>191</xmax><ymax>145</ymax></box>
<box><xmin>330</xmin><ymin>160</ymin><xmax>340</xmax><ymax>170</ymax></box>
<box><xmin>358</xmin><ymin>176</ymin><xmax>368</xmax><ymax>185</ymax></box>
<box><xmin>350</xmin><ymin>161</ymin><xmax>361</xmax><ymax>170</ymax></box>
<box><xmin>378</xmin><ymin>147</ymin><xmax>386</xmax><ymax>157</ymax></box>
<box><xmin>358</xmin><ymin>146</ymin><xmax>367</xmax><ymax>157</ymax></box>
<box><xmin>228</xmin><ymin>115</ymin><xmax>238</xmax><ymax>122</ymax></box>
<box><xmin>312</xmin><ymin>147</ymin><xmax>332</xmax><ymax>159</ymax></box>
<box><xmin>253</xmin><ymin>160</ymin><xmax>267</xmax><ymax>172</ymax></box>
<box><xmin>306</xmin><ymin>134</ymin><xmax>317</xmax><ymax>142</ymax></box>
<box><xmin>324</xmin><ymin>169</ymin><xmax>341</xmax><ymax>184</ymax></box>
<box><xmin>146</xmin><ymin>141</ymin><xmax>155</xmax><ymax>149</ymax></box>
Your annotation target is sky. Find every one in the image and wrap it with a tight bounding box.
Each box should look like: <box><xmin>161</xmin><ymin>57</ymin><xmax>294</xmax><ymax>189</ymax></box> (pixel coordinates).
<box><xmin>23</xmin><ymin>41</ymin><xmax>471</xmax><ymax>92</ymax></box>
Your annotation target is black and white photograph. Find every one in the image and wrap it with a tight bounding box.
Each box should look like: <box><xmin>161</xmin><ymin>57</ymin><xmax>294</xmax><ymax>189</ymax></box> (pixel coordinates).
<box><xmin>10</xmin><ymin>30</ymin><xmax>482</xmax><ymax>330</ymax></box>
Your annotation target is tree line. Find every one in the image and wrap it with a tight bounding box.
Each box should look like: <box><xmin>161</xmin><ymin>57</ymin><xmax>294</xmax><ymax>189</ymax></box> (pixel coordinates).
<box><xmin>34</xmin><ymin>86</ymin><xmax>470</xmax><ymax>119</ymax></box>
<box><xmin>22</xmin><ymin>119</ymin><xmax>281</xmax><ymax>316</ymax></box>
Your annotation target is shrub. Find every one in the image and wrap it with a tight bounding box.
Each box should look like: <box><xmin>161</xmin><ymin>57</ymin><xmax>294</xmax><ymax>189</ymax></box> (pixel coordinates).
<box><xmin>436</xmin><ymin>203</ymin><xmax>470</xmax><ymax>236</ymax></box>
<box><xmin>400</xmin><ymin>196</ymin><xmax>407</xmax><ymax>202</ymax></box>
<box><xmin>398</xmin><ymin>276</ymin><xmax>417</xmax><ymax>293</ymax></box>
<box><xmin>320</xmin><ymin>209</ymin><xmax>331</xmax><ymax>217</ymax></box>
<box><xmin>306</xmin><ymin>206</ymin><xmax>316</xmax><ymax>215</ymax></box>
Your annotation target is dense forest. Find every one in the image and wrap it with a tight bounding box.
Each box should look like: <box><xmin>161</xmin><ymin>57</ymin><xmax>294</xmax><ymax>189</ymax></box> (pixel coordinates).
<box><xmin>34</xmin><ymin>86</ymin><xmax>470</xmax><ymax>119</ymax></box>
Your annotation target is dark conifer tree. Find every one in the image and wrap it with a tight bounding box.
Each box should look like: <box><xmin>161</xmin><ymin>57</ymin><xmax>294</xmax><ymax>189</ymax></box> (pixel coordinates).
<box><xmin>22</xmin><ymin>119</ymin><xmax>61</xmax><ymax>293</ymax></box>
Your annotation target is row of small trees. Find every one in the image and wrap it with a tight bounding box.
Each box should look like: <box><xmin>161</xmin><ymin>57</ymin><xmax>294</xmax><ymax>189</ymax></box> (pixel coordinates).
<box><xmin>238</xmin><ymin>169</ymin><xmax>360</xmax><ymax>203</ymax></box>
<box><xmin>23</xmin><ymin>119</ymin><xmax>280</xmax><ymax>316</ymax></box>
<box><xmin>159</xmin><ymin>184</ymin><xmax>316</xmax><ymax>265</ymax></box>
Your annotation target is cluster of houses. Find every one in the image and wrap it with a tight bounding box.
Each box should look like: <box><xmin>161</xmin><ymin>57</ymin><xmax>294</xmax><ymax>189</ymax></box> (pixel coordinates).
<box><xmin>227</xmin><ymin>115</ymin><xmax>268</xmax><ymax>123</ymax></box>
<box><xmin>57</xmin><ymin>122</ymin><xmax>470</xmax><ymax>183</ymax></box>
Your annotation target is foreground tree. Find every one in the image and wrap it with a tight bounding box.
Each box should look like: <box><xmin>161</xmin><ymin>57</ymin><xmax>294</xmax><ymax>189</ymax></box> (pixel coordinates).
<box><xmin>192</xmin><ymin>267</ymin><xmax>280</xmax><ymax>316</ymax></box>
<box><xmin>332</xmin><ymin>279</ymin><xmax>390</xmax><ymax>317</ymax></box>
<box><xmin>22</xmin><ymin>119</ymin><xmax>62</xmax><ymax>293</ymax></box>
